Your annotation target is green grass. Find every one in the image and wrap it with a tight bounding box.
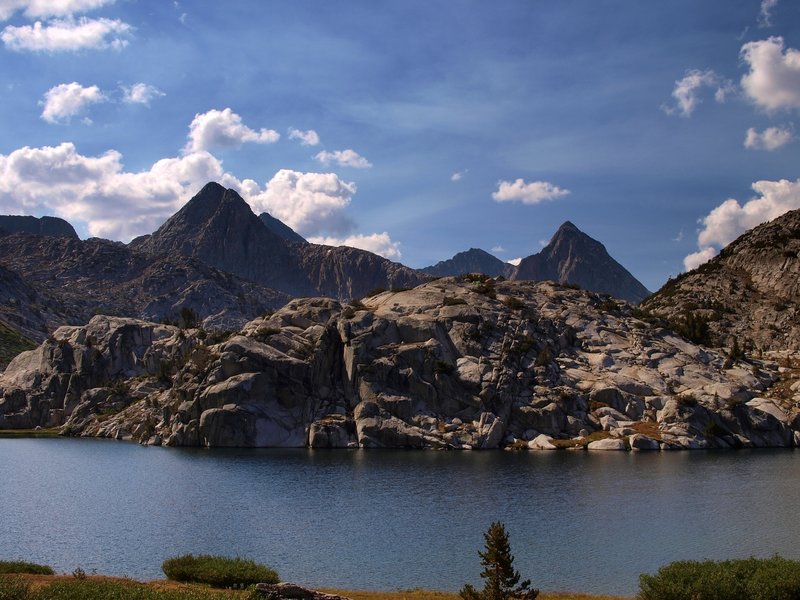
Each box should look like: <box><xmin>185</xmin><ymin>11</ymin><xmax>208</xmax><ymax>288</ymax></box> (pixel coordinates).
<box><xmin>0</xmin><ymin>562</ymin><xmax>53</xmax><ymax>575</ymax></box>
<box><xmin>0</xmin><ymin>576</ymin><xmax>243</xmax><ymax>599</ymax></box>
<box><xmin>161</xmin><ymin>555</ymin><xmax>278</xmax><ymax>589</ymax></box>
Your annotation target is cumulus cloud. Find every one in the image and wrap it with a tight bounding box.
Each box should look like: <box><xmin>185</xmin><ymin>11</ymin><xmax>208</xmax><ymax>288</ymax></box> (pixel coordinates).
<box><xmin>759</xmin><ymin>0</ymin><xmax>779</xmax><ymax>27</ymax></box>
<box><xmin>287</xmin><ymin>127</ymin><xmax>320</xmax><ymax>146</ymax></box>
<box><xmin>240</xmin><ymin>169</ymin><xmax>357</xmax><ymax>237</ymax></box>
<box><xmin>314</xmin><ymin>149</ymin><xmax>372</xmax><ymax>169</ymax></box>
<box><xmin>744</xmin><ymin>126</ymin><xmax>793</xmax><ymax>150</ymax></box>
<box><xmin>684</xmin><ymin>178</ymin><xmax>800</xmax><ymax>269</ymax></box>
<box><xmin>451</xmin><ymin>169</ymin><xmax>468</xmax><ymax>182</ymax></box>
<box><xmin>492</xmin><ymin>179</ymin><xmax>570</xmax><ymax>205</ymax></box>
<box><xmin>40</xmin><ymin>82</ymin><xmax>105</xmax><ymax>124</ymax></box>
<box><xmin>0</xmin><ymin>142</ymin><xmax>232</xmax><ymax>240</ymax></box>
<box><xmin>507</xmin><ymin>258</ymin><xmax>522</xmax><ymax>266</ymax></box>
<box><xmin>1</xmin><ymin>16</ymin><xmax>131</xmax><ymax>51</ymax></box>
<box><xmin>683</xmin><ymin>247</ymin><xmax>719</xmax><ymax>272</ymax></box>
<box><xmin>184</xmin><ymin>108</ymin><xmax>279</xmax><ymax>153</ymax></box>
<box><xmin>741</xmin><ymin>37</ymin><xmax>800</xmax><ymax>112</ymax></box>
<box><xmin>662</xmin><ymin>69</ymin><xmax>735</xmax><ymax>117</ymax></box>
<box><xmin>491</xmin><ymin>245</ymin><xmax>505</xmax><ymax>253</ymax></box>
<box><xmin>122</xmin><ymin>82</ymin><xmax>164</xmax><ymax>106</ymax></box>
<box><xmin>307</xmin><ymin>232</ymin><xmax>401</xmax><ymax>260</ymax></box>
<box><xmin>0</xmin><ymin>0</ymin><xmax>114</xmax><ymax>20</ymax></box>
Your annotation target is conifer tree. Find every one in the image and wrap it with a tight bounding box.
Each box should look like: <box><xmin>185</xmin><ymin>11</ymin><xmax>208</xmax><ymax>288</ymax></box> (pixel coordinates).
<box><xmin>460</xmin><ymin>522</ymin><xmax>539</xmax><ymax>600</ymax></box>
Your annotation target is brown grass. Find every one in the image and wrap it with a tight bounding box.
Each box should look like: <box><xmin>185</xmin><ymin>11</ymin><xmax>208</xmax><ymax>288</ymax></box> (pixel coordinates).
<box><xmin>321</xmin><ymin>590</ymin><xmax>632</xmax><ymax>600</ymax></box>
<box><xmin>13</xmin><ymin>575</ymin><xmax>632</xmax><ymax>600</ymax></box>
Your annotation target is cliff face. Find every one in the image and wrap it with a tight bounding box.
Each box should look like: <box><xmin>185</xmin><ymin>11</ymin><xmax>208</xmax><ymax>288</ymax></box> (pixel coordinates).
<box><xmin>422</xmin><ymin>248</ymin><xmax>516</xmax><ymax>279</ymax></box>
<box><xmin>3</xmin><ymin>278</ymin><xmax>797</xmax><ymax>451</ymax></box>
<box><xmin>643</xmin><ymin>209</ymin><xmax>800</xmax><ymax>352</ymax></box>
<box><xmin>0</xmin><ymin>215</ymin><xmax>78</xmax><ymax>239</ymax></box>
<box><xmin>513</xmin><ymin>222</ymin><xmax>651</xmax><ymax>304</ymax></box>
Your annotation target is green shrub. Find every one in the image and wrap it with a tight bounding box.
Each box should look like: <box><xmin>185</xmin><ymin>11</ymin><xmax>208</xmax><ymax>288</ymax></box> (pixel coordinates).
<box><xmin>162</xmin><ymin>554</ymin><xmax>279</xmax><ymax>589</ymax></box>
<box><xmin>638</xmin><ymin>556</ymin><xmax>800</xmax><ymax>600</ymax></box>
<box><xmin>503</xmin><ymin>296</ymin><xmax>524</xmax><ymax>311</ymax></box>
<box><xmin>0</xmin><ymin>561</ymin><xmax>54</xmax><ymax>575</ymax></box>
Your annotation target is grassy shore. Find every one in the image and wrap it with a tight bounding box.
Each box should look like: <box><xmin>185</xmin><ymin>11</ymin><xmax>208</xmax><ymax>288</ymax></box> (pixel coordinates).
<box><xmin>0</xmin><ymin>427</ymin><xmax>62</xmax><ymax>438</ymax></box>
<box><xmin>10</xmin><ymin>574</ymin><xmax>633</xmax><ymax>600</ymax></box>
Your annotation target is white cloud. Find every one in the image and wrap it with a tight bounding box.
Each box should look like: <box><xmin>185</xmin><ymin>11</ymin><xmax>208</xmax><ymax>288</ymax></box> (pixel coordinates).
<box><xmin>451</xmin><ymin>169</ymin><xmax>468</xmax><ymax>182</ymax></box>
<box><xmin>662</xmin><ymin>69</ymin><xmax>734</xmax><ymax>117</ymax></box>
<box><xmin>507</xmin><ymin>257</ymin><xmax>522</xmax><ymax>266</ymax></box>
<box><xmin>307</xmin><ymin>232</ymin><xmax>401</xmax><ymax>260</ymax></box>
<box><xmin>314</xmin><ymin>149</ymin><xmax>372</xmax><ymax>169</ymax></box>
<box><xmin>1</xmin><ymin>16</ymin><xmax>131</xmax><ymax>51</ymax></box>
<box><xmin>684</xmin><ymin>178</ymin><xmax>800</xmax><ymax>269</ymax></box>
<box><xmin>492</xmin><ymin>179</ymin><xmax>570</xmax><ymax>205</ymax></box>
<box><xmin>0</xmin><ymin>0</ymin><xmax>114</xmax><ymax>21</ymax></box>
<box><xmin>491</xmin><ymin>245</ymin><xmax>505</xmax><ymax>253</ymax></box>
<box><xmin>185</xmin><ymin>108</ymin><xmax>280</xmax><ymax>153</ymax></box>
<box><xmin>740</xmin><ymin>37</ymin><xmax>800</xmax><ymax>112</ymax></box>
<box><xmin>683</xmin><ymin>247</ymin><xmax>719</xmax><ymax>271</ymax></box>
<box><xmin>40</xmin><ymin>82</ymin><xmax>105</xmax><ymax>124</ymax></box>
<box><xmin>744</xmin><ymin>126</ymin><xmax>793</xmax><ymax>150</ymax></box>
<box><xmin>672</xmin><ymin>230</ymin><xmax>684</xmax><ymax>243</ymax></box>
<box><xmin>287</xmin><ymin>127</ymin><xmax>320</xmax><ymax>146</ymax></box>
<box><xmin>759</xmin><ymin>0</ymin><xmax>779</xmax><ymax>27</ymax></box>
<box><xmin>122</xmin><ymin>82</ymin><xmax>164</xmax><ymax>106</ymax></box>
<box><xmin>240</xmin><ymin>169</ymin><xmax>357</xmax><ymax>237</ymax></box>
<box><xmin>0</xmin><ymin>142</ymin><xmax>231</xmax><ymax>240</ymax></box>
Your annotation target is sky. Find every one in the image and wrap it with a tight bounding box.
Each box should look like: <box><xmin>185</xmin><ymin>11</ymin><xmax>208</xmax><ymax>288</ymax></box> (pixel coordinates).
<box><xmin>0</xmin><ymin>1</ymin><xmax>799</xmax><ymax>292</ymax></box>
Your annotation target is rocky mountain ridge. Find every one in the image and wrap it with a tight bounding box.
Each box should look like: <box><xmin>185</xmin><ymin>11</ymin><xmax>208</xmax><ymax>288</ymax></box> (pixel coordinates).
<box><xmin>0</xmin><ymin>232</ymin><xmax>290</xmax><ymax>340</ymax></box>
<box><xmin>643</xmin><ymin>208</ymin><xmax>800</xmax><ymax>352</ymax></box>
<box><xmin>0</xmin><ymin>215</ymin><xmax>78</xmax><ymax>239</ymax></box>
<box><xmin>2</xmin><ymin>277</ymin><xmax>797</xmax><ymax>450</ymax></box>
<box><xmin>423</xmin><ymin>222</ymin><xmax>650</xmax><ymax>304</ymax></box>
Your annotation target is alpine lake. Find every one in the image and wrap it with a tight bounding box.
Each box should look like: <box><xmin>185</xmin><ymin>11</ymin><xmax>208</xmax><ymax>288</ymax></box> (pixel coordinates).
<box><xmin>1</xmin><ymin>438</ymin><xmax>798</xmax><ymax>596</ymax></box>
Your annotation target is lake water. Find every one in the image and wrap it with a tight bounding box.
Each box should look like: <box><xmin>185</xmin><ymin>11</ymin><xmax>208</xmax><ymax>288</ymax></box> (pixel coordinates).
<box><xmin>1</xmin><ymin>439</ymin><xmax>798</xmax><ymax>596</ymax></box>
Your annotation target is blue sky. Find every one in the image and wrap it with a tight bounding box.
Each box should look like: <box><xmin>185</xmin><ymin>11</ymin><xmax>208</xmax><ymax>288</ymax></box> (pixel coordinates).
<box><xmin>1</xmin><ymin>1</ymin><xmax>799</xmax><ymax>291</ymax></box>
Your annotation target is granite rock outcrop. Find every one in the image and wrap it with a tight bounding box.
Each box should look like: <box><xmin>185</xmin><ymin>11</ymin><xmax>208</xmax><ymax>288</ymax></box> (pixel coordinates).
<box><xmin>2</xmin><ymin>277</ymin><xmax>796</xmax><ymax>450</ymax></box>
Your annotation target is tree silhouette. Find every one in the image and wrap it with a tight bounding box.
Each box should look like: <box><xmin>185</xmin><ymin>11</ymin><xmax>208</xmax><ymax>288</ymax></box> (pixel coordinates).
<box><xmin>460</xmin><ymin>522</ymin><xmax>539</xmax><ymax>600</ymax></box>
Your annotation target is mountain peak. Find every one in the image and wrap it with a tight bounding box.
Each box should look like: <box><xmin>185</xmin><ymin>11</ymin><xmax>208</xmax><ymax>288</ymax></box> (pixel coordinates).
<box><xmin>421</xmin><ymin>247</ymin><xmax>516</xmax><ymax>278</ymax></box>
<box><xmin>513</xmin><ymin>222</ymin><xmax>650</xmax><ymax>303</ymax></box>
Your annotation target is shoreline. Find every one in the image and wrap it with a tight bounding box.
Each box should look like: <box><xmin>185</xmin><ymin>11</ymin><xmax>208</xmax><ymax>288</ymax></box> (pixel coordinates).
<box><xmin>8</xmin><ymin>574</ymin><xmax>634</xmax><ymax>600</ymax></box>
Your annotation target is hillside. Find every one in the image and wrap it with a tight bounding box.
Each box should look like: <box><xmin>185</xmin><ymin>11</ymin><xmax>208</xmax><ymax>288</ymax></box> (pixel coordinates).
<box><xmin>643</xmin><ymin>209</ymin><xmax>800</xmax><ymax>352</ymax></box>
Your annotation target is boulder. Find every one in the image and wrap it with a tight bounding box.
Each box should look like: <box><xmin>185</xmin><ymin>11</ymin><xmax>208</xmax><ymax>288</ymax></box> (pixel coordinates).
<box><xmin>587</xmin><ymin>438</ymin><xmax>626</xmax><ymax>451</ymax></box>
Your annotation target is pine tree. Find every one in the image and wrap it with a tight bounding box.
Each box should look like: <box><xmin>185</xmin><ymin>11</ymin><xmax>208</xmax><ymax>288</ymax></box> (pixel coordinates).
<box><xmin>460</xmin><ymin>522</ymin><xmax>539</xmax><ymax>600</ymax></box>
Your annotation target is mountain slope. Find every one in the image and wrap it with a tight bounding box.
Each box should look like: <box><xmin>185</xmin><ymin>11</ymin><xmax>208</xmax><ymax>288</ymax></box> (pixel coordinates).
<box><xmin>643</xmin><ymin>209</ymin><xmax>800</xmax><ymax>351</ymax></box>
<box><xmin>422</xmin><ymin>248</ymin><xmax>516</xmax><ymax>278</ymax></box>
<box><xmin>0</xmin><ymin>232</ymin><xmax>289</xmax><ymax>335</ymax></box>
<box><xmin>133</xmin><ymin>182</ymin><xmax>427</xmax><ymax>299</ymax></box>
<box><xmin>259</xmin><ymin>212</ymin><xmax>307</xmax><ymax>243</ymax></box>
<box><xmin>512</xmin><ymin>221</ymin><xmax>650</xmax><ymax>303</ymax></box>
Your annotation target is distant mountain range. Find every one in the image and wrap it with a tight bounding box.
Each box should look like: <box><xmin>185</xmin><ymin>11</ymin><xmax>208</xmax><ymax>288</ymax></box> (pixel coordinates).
<box><xmin>424</xmin><ymin>221</ymin><xmax>650</xmax><ymax>304</ymax></box>
<box><xmin>4</xmin><ymin>179</ymin><xmax>798</xmax><ymax>369</ymax></box>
